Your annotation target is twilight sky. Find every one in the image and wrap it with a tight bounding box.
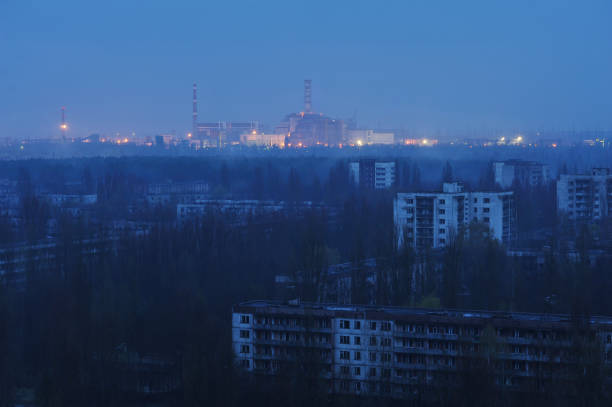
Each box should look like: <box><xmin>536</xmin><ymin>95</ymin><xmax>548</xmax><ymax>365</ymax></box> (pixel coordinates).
<box><xmin>1</xmin><ymin>0</ymin><xmax>611</xmax><ymax>139</ymax></box>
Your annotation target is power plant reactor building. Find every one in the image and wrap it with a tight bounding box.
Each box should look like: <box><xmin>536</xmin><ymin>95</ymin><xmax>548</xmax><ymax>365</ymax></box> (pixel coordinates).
<box><xmin>275</xmin><ymin>80</ymin><xmax>345</xmax><ymax>147</ymax></box>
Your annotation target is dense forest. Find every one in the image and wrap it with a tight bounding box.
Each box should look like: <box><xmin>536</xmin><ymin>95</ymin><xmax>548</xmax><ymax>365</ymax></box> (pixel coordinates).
<box><xmin>1</xmin><ymin>153</ymin><xmax>611</xmax><ymax>406</ymax></box>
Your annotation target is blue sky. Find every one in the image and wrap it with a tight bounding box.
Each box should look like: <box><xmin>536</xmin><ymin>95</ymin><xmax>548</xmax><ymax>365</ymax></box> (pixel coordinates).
<box><xmin>1</xmin><ymin>0</ymin><xmax>611</xmax><ymax>139</ymax></box>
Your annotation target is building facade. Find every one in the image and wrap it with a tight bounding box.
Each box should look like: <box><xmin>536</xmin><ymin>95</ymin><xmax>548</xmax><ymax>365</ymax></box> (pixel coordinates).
<box><xmin>394</xmin><ymin>183</ymin><xmax>515</xmax><ymax>249</ymax></box>
<box><xmin>493</xmin><ymin>160</ymin><xmax>551</xmax><ymax>189</ymax></box>
<box><xmin>346</xmin><ymin>130</ymin><xmax>395</xmax><ymax>146</ymax></box>
<box><xmin>232</xmin><ymin>300</ymin><xmax>612</xmax><ymax>399</ymax></box>
<box><xmin>240</xmin><ymin>132</ymin><xmax>285</xmax><ymax>148</ymax></box>
<box><xmin>350</xmin><ymin>159</ymin><xmax>396</xmax><ymax>190</ymax></box>
<box><xmin>557</xmin><ymin>168</ymin><xmax>612</xmax><ymax>221</ymax></box>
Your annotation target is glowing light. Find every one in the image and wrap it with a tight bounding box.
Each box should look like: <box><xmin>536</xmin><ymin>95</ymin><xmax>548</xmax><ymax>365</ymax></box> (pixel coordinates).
<box><xmin>552</xmin><ymin>143</ymin><xmax>557</xmax><ymax>148</ymax></box>
<box><xmin>60</xmin><ymin>124</ymin><xmax>68</xmax><ymax>130</ymax></box>
<box><xmin>187</xmin><ymin>133</ymin><xmax>192</xmax><ymax>138</ymax></box>
<box><xmin>421</xmin><ymin>138</ymin><xmax>428</xmax><ymax>145</ymax></box>
<box><xmin>356</xmin><ymin>139</ymin><xmax>363</xmax><ymax>146</ymax></box>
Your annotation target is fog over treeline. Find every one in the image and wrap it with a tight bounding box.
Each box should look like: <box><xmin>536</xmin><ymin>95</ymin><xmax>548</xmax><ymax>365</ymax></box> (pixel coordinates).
<box><xmin>0</xmin><ymin>145</ymin><xmax>612</xmax><ymax>406</ymax></box>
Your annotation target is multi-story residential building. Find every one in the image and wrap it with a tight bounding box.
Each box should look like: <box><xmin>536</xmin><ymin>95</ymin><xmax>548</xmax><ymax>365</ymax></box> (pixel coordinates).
<box><xmin>233</xmin><ymin>300</ymin><xmax>612</xmax><ymax>399</ymax></box>
<box><xmin>350</xmin><ymin>159</ymin><xmax>396</xmax><ymax>190</ymax></box>
<box><xmin>557</xmin><ymin>168</ymin><xmax>612</xmax><ymax>221</ymax></box>
<box><xmin>493</xmin><ymin>160</ymin><xmax>551</xmax><ymax>189</ymax></box>
<box><xmin>394</xmin><ymin>183</ymin><xmax>514</xmax><ymax>249</ymax></box>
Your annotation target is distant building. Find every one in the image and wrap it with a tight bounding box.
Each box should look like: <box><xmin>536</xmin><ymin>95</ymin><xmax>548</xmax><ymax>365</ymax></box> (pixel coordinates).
<box><xmin>232</xmin><ymin>300</ymin><xmax>612</xmax><ymax>399</ymax></box>
<box><xmin>145</xmin><ymin>181</ymin><xmax>209</xmax><ymax>206</ymax></box>
<box><xmin>346</xmin><ymin>130</ymin><xmax>395</xmax><ymax>146</ymax></box>
<box><xmin>195</xmin><ymin>121</ymin><xmax>261</xmax><ymax>147</ymax></box>
<box><xmin>240</xmin><ymin>132</ymin><xmax>285</xmax><ymax>148</ymax></box>
<box><xmin>155</xmin><ymin>134</ymin><xmax>176</xmax><ymax>148</ymax></box>
<box><xmin>493</xmin><ymin>160</ymin><xmax>551</xmax><ymax>189</ymax></box>
<box><xmin>350</xmin><ymin>159</ymin><xmax>396</xmax><ymax>190</ymax></box>
<box><xmin>147</xmin><ymin>181</ymin><xmax>209</xmax><ymax>195</ymax></box>
<box><xmin>557</xmin><ymin>168</ymin><xmax>612</xmax><ymax>221</ymax></box>
<box><xmin>177</xmin><ymin>200</ymin><xmax>329</xmax><ymax>222</ymax></box>
<box><xmin>275</xmin><ymin>80</ymin><xmax>344</xmax><ymax>147</ymax></box>
<box><xmin>41</xmin><ymin>194</ymin><xmax>98</xmax><ymax>206</ymax></box>
<box><xmin>278</xmin><ymin>113</ymin><xmax>344</xmax><ymax>147</ymax></box>
<box><xmin>394</xmin><ymin>182</ymin><xmax>515</xmax><ymax>250</ymax></box>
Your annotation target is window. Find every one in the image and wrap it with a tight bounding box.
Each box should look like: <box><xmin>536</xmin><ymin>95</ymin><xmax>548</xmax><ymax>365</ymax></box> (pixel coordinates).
<box><xmin>354</xmin><ymin>351</ymin><xmax>361</xmax><ymax>360</ymax></box>
<box><xmin>484</xmin><ymin>217</ymin><xmax>490</xmax><ymax>223</ymax></box>
<box><xmin>439</xmin><ymin>219</ymin><xmax>446</xmax><ymax>224</ymax></box>
<box><xmin>340</xmin><ymin>366</ymin><xmax>350</xmax><ymax>375</ymax></box>
<box><xmin>483</xmin><ymin>207</ymin><xmax>490</xmax><ymax>213</ymax></box>
<box><xmin>381</xmin><ymin>337</ymin><xmax>391</xmax><ymax>347</ymax></box>
<box><xmin>439</xmin><ymin>209</ymin><xmax>446</xmax><ymax>214</ymax></box>
<box><xmin>382</xmin><ymin>368</ymin><xmax>391</xmax><ymax>378</ymax></box>
<box><xmin>381</xmin><ymin>353</ymin><xmax>391</xmax><ymax>362</ymax></box>
<box><xmin>354</xmin><ymin>367</ymin><xmax>361</xmax><ymax>376</ymax></box>
<box><xmin>439</xmin><ymin>199</ymin><xmax>446</xmax><ymax>204</ymax></box>
<box><xmin>439</xmin><ymin>228</ymin><xmax>445</xmax><ymax>234</ymax></box>
<box><xmin>381</xmin><ymin>322</ymin><xmax>391</xmax><ymax>331</ymax></box>
<box><xmin>439</xmin><ymin>238</ymin><xmax>446</xmax><ymax>245</ymax></box>
<box><xmin>369</xmin><ymin>352</ymin><xmax>377</xmax><ymax>362</ymax></box>
<box><xmin>240</xmin><ymin>330</ymin><xmax>250</xmax><ymax>338</ymax></box>
<box><xmin>340</xmin><ymin>380</ymin><xmax>349</xmax><ymax>391</ymax></box>
<box><xmin>240</xmin><ymin>359</ymin><xmax>250</xmax><ymax>368</ymax></box>
<box><xmin>474</xmin><ymin>198</ymin><xmax>478</xmax><ymax>203</ymax></box>
<box><xmin>369</xmin><ymin>321</ymin><xmax>377</xmax><ymax>330</ymax></box>
<box><xmin>369</xmin><ymin>367</ymin><xmax>377</xmax><ymax>377</ymax></box>
<box><xmin>340</xmin><ymin>335</ymin><xmax>350</xmax><ymax>344</ymax></box>
<box><xmin>370</xmin><ymin>336</ymin><xmax>377</xmax><ymax>346</ymax></box>
<box><xmin>240</xmin><ymin>345</ymin><xmax>250</xmax><ymax>353</ymax></box>
<box><xmin>474</xmin><ymin>208</ymin><xmax>478</xmax><ymax>213</ymax></box>
<box><xmin>354</xmin><ymin>321</ymin><xmax>361</xmax><ymax>329</ymax></box>
<box><xmin>407</xmin><ymin>199</ymin><xmax>414</xmax><ymax>204</ymax></box>
<box><xmin>354</xmin><ymin>336</ymin><xmax>361</xmax><ymax>345</ymax></box>
<box><xmin>484</xmin><ymin>198</ymin><xmax>490</xmax><ymax>203</ymax></box>
<box><xmin>340</xmin><ymin>351</ymin><xmax>350</xmax><ymax>360</ymax></box>
<box><xmin>240</xmin><ymin>315</ymin><xmax>250</xmax><ymax>324</ymax></box>
<box><xmin>340</xmin><ymin>320</ymin><xmax>350</xmax><ymax>329</ymax></box>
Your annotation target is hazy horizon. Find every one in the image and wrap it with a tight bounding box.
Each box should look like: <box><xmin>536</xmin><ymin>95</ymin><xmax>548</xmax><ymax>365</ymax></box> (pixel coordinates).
<box><xmin>2</xmin><ymin>0</ymin><xmax>612</xmax><ymax>139</ymax></box>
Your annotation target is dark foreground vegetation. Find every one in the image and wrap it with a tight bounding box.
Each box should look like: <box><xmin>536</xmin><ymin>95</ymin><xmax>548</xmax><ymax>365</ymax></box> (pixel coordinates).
<box><xmin>0</xmin><ymin>150</ymin><xmax>611</xmax><ymax>406</ymax></box>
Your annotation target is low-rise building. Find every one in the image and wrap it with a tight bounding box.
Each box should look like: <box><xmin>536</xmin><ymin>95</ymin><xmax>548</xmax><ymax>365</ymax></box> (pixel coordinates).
<box><xmin>232</xmin><ymin>300</ymin><xmax>612</xmax><ymax>399</ymax></box>
<box><xmin>557</xmin><ymin>168</ymin><xmax>612</xmax><ymax>221</ymax></box>
<box><xmin>346</xmin><ymin>130</ymin><xmax>395</xmax><ymax>146</ymax></box>
<box><xmin>240</xmin><ymin>132</ymin><xmax>285</xmax><ymax>148</ymax></box>
<box><xmin>394</xmin><ymin>183</ymin><xmax>515</xmax><ymax>250</ymax></box>
<box><xmin>41</xmin><ymin>194</ymin><xmax>98</xmax><ymax>206</ymax></box>
<box><xmin>146</xmin><ymin>181</ymin><xmax>209</xmax><ymax>206</ymax></box>
<box><xmin>177</xmin><ymin>200</ymin><xmax>330</xmax><ymax>222</ymax></box>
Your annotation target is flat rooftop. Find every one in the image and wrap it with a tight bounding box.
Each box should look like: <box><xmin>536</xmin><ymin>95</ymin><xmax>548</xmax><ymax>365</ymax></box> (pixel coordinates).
<box><xmin>234</xmin><ymin>300</ymin><xmax>612</xmax><ymax>328</ymax></box>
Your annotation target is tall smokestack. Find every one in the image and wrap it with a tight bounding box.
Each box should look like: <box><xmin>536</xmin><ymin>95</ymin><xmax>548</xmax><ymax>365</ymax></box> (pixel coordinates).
<box><xmin>192</xmin><ymin>83</ymin><xmax>198</xmax><ymax>137</ymax></box>
<box><xmin>304</xmin><ymin>79</ymin><xmax>312</xmax><ymax>113</ymax></box>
